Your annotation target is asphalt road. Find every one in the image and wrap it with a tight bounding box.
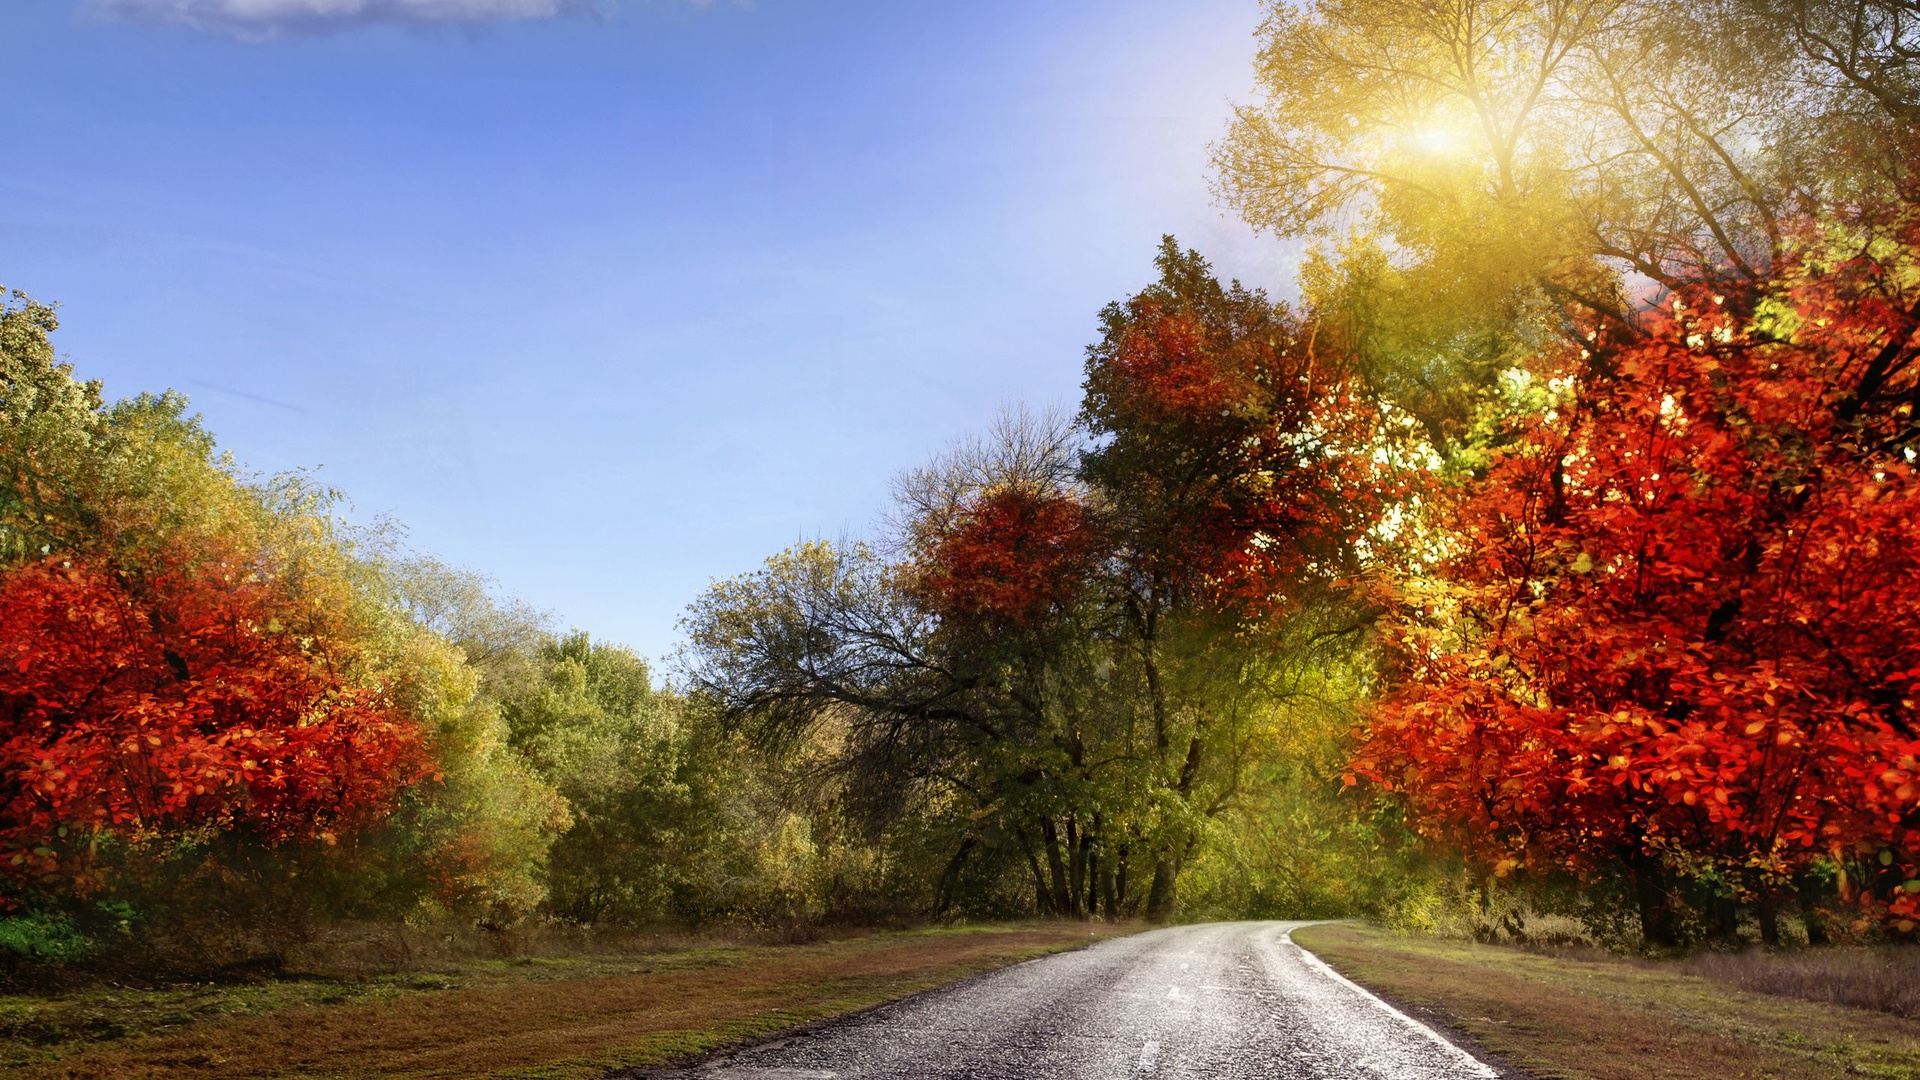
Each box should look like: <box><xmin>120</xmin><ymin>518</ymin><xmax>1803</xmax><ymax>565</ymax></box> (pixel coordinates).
<box><xmin>641</xmin><ymin>921</ymin><xmax>1501</xmax><ymax>1079</ymax></box>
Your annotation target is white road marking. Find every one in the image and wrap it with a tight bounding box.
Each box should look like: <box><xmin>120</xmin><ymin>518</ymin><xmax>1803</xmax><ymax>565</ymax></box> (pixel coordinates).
<box><xmin>1166</xmin><ymin>985</ymin><xmax>1181</xmax><ymax>999</ymax></box>
<box><xmin>1137</xmin><ymin>1039</ymin><xmax>1161</xmax><ymax>1072</ymax></box>
<box><xmin>1282</xmin><ymin>925</ymin><xmax>1499</xmax><ymax>1079</ymax></box>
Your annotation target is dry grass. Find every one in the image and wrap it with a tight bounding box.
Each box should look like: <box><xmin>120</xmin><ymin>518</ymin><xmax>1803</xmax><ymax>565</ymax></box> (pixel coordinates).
<box><xmin>1675</xmin><ymin>947</ymin><xmax>1920</xmax><ymax>1020</ymax></box>
<box><xmin>1293</xmin><ymin>921</ymin><xmax>1920</xmax><ymax>1080</ymax></box>
<box><xmin>0</xmin><ymin>922</ymin><xmax>1129</xmax><ymax>1079</ymax></box>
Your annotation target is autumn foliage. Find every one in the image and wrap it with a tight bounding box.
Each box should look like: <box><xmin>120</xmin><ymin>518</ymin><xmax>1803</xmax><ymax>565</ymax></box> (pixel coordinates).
<box><xmin>907</xmin><ymin>241</ymin><xmax>1391</xmax><ymax>636</ymax></box>
<box><xmin>1355</xmin><ymin>230</ymin><xmax>1920</xmax><ymax>937</ymax></box>
<box><xmin>914</xmin><ymin>487</ymin><xmax>1101</xmax><ymax>629</ymax></box>
<box><xmin>1079</xmin><ymin>241</ymin><xmax>1388</xmax><ymax>618</ymax></box>
<box><xmin>0</xmin><ymin>549</ymin><xmax>430</xmax><ymax>900</ymax></box>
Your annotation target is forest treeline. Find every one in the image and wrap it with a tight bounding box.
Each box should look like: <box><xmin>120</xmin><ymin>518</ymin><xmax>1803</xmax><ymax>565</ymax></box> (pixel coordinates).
<box><xmin>0</xmin><ymin>283</ymin><xmax>1396</xmax><ymax>970</ymax></box>
<box><xmin>0</xmin><ymin>304</ymin><xmax>920</xmax><ymax>966</ymax></box>
<box><xmin>4</xmin><ymin>0</ymin><xmax>1920</xmax><ymax>969</ymax></box>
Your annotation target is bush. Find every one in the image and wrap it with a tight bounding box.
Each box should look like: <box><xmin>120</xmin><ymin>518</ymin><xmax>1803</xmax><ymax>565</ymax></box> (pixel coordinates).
<box><xmin>0</xmin><ymin>911</ymin><xmax>96</xmax><ymax>965</ymax></box>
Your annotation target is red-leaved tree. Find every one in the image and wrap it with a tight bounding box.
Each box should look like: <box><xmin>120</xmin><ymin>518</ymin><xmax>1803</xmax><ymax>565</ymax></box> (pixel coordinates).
<box><xmin>1355</xmin><ymin>228</ymin><xmax>1920</xmax><ymax>941</ymax></box>
<box><xmin>1081</xmin><ymin>250</ymin><xmax>1386</xmax><ymax>617</ymax></box>
<box><xmin>914</xmin><ymin>487</ymin><xmax>1103</xmax><ymax>630</ymax></box>
<box><xmin>0</xmin><ymin>551</ymin><xmax>431</xmax><ymax>902</ymax></box>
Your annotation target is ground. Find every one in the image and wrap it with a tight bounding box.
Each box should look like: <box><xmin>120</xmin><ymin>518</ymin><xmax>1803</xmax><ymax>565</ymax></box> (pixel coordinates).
<box><xmin>1293</xmin><ymin>922</ymin><xmax>1920</xmax><ymax>1080</ymax></box>
<box><xmin>0</xmin><ymin>923</ymin><xmax>1126</xmax><ymax>1080</ymax></box>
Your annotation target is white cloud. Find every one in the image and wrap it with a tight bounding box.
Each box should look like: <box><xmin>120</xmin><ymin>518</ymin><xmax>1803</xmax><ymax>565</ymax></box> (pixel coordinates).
<box><xmin>83</xmin><ymin>0</ymin><xmax>597</xmax><ymax>40</ymax></box>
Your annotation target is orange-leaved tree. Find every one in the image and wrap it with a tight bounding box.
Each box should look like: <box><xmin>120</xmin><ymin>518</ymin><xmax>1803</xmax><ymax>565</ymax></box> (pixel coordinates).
<box><xmin>1355</xmin><ymin>222</ymin><xmax>1920</xmax><ymax>943</ymax></box>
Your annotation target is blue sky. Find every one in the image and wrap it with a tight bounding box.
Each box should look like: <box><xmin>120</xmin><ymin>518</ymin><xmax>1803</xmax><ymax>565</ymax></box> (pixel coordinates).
<box><xmin>4</xmin><ymin>0</ymin><xmax>1297</xmax><ymax>664</ymax></box>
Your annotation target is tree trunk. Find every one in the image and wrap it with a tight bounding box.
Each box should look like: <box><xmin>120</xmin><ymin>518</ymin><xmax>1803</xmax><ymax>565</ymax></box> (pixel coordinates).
<box><xmin>1042</xmin><ymin>818</ymin><xmax>1077</xmax><ymax>917</ymax></box>
<box><xmin>1068</xmin><ymin>818</ymin><xmax>1089</xmax><ymax>920</ymax></box>
<box><xmin>1710</xmin><ymin>895</ymin><xmax>1740</xmax><ymax>943</ymax></box>
<box><xmin>1017</xmin><ymin>827</ymin><xmax>1054</xmax><ymax>916</ymax></box>
<box><xmin>1630</xmin><ymin>853</ymin><xmax>1679</xmax><ymax>947</ymax></box>
<box><xmin>934</xmin><ymin>836</ymin><xmax>977</xmax><ymax>915</ymax></box>
<box><xmin>1145</xmin><ymin>855</ymin><xmax>1179</xmax><ymax>924</ymax></box>
<box><xmin>1798</xmin><ymin>875</ymin><xmax>1831</xmax><ymax>946</ymax></box>
<box><xmin>1757</xmin><ymin>894</ymin><xmax>1781</xmax><ymax>947</ymax></box>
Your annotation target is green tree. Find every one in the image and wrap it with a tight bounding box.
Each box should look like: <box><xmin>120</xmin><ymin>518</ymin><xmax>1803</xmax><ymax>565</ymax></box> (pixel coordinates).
<box><xmin>686</xmin><ymin>244</ymin><xmax>1392</xmax><ymax>923</ymax></box>
<box><xmin>500</xmin><ymin>633</ymin><xmax>714</xmax><ymax>924</ymax></box>
<box><xmin>0</xmin><ymin>290</ymin><xmax>99</xmax><ymax>562</ymax></box>
<box><xmin>683</xmin><ymin>411</ymin><xmax>1146</xmax><ymax>921</ymax></box>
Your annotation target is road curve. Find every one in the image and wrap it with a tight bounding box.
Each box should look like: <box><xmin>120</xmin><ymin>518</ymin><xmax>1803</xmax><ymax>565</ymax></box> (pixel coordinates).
<box><xmin>638</xmin><ymin>921</ymin><xmax>1501</xmax><ymax>1079</ymax></box>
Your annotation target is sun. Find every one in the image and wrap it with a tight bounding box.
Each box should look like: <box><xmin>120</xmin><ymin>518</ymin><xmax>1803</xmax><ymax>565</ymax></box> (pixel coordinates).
<box><xmin>1411</xmin><ymin>125</ymin><xmax>1461</xmax><ymax>154</ymax></box>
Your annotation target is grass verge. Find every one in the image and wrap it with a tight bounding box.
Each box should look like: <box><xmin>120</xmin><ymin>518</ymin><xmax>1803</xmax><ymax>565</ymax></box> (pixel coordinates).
<box><xmin>0</xmin><ymin>922</ymin><xmax>1129</xmax><ymax>1079</ymax></box>
<box><xmin>1293</xmin><ymin>921</ymin><xmax>1920</xmax><ymax>1080</ymax></box>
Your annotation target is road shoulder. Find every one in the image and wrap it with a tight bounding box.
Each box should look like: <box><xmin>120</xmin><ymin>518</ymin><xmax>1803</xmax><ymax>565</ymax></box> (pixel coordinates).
<box><xmin>1292</xmin><ymin>922</ymin><xmax>1920</xmax><ymax>1080</ymax></box>
<box><xmin>0</xmin><ymin>923</ymin><xmax>1133</xmax><ymax>1080</ymax></box>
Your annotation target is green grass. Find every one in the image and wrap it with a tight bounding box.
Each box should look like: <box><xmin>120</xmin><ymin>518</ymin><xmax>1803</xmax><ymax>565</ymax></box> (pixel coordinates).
<box><xmin>1294</xmin><ymin>921</ymin><xmax>1920</xmax><ymax>1080</ymax></box>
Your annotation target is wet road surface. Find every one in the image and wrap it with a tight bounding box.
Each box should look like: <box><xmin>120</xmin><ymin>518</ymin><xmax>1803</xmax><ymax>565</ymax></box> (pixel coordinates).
<box><xmin>640</xmin><ymin>921</ymin><xmax>1500</xmax><ymax>1079</ymax></box>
